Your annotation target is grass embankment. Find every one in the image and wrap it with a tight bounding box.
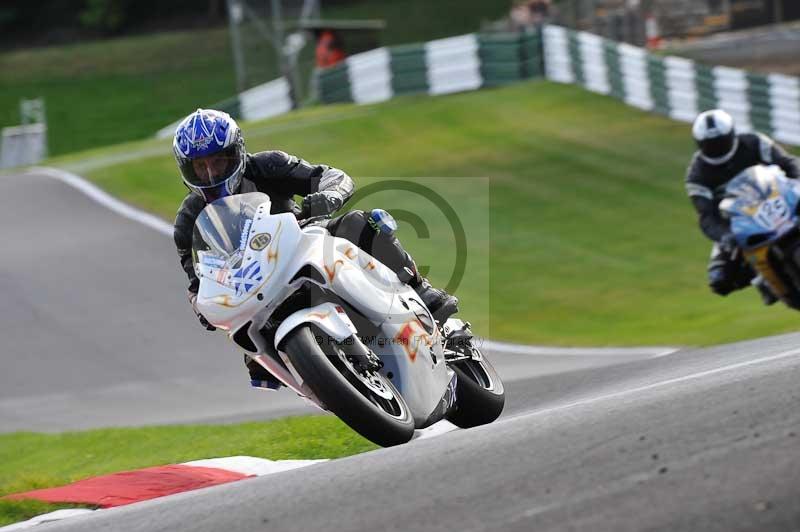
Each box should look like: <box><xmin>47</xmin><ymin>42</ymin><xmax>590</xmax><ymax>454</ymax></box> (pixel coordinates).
<box><xmin>0</xmin><ymin>416</ymin><xmax>376</xmax><ymax>525</ymax></box>
<box><xmin>1</xmin><ymin>1</ymin><xmax>508</xmax><ymax>156</ymax></box>
<box><xmin>48</xmin><ymin>80</ymin><xmax>800</xmax><ymax>346</ymax></box>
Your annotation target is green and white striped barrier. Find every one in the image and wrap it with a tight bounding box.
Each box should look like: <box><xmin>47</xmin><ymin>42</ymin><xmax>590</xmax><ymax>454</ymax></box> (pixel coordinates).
<box><xmin>156</xmin><ymin>77</ymin><xmax>292</xmax><ymax>138</ymax></box>
<box><xmin>318</xmin><ymin>30</ymin><xmax>543</xmax><ymax>105</ymax></box>
<box><xmin>156</xmin><ymin>26</ymin><xmax>798</xmax><ymax>147</ymax></box>
<box><xmin>542</xmin><ymin>25</ymin><xmax>800</xmax><ymax>146</ymax></box>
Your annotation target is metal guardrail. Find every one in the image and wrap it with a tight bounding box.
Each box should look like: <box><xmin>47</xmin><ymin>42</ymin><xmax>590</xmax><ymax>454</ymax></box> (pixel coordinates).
<box><xmin>1</xmin><ymin>123</ymin><xmax>47</xmax><ymax>169</ymax></box>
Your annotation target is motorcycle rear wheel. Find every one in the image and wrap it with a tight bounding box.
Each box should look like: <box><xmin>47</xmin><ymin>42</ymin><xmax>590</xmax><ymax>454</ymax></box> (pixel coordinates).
<box><xmin>282</xmin><ymin>325</ymin><xmax>415</xmax><ymax>447</ymax></box>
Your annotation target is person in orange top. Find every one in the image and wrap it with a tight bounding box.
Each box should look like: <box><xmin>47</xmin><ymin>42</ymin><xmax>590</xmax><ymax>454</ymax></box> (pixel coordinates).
<box><xmin>316</xmin><ymin>29</ymin><xmax>346</xmax><ymax>68</ymax></box>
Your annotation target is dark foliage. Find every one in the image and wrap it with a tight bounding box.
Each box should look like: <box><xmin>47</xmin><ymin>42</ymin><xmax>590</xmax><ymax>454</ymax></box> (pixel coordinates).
<box><xmin>1</xmin><ymin>0</ymin><xmax>226</xmax><ymax>47</ymax></box>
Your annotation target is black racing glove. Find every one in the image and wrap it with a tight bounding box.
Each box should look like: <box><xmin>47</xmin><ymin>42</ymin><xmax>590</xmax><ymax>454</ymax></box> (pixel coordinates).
<box><xmin>719</xmin><ymin>233</ymin><xmax>738</xmax><ymax>255</ymax></box>
<box><xmin>300</xmin><ymin>191</ymin><xmax>343</xmax><ymax>219</ymax></box>
<box><xmin>189</xmin><ymin>293</ymin><xmax>216</xmax><ymax>331</ymax></box>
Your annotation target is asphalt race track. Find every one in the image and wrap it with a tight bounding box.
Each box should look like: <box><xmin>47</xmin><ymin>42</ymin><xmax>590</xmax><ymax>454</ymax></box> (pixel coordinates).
<box><xmin>5</xmin><ymin>169</ymin><xmax>800</xmax><ymax>531</ymax></box>
<box><xmin>0</xmin><ymin>170</ymin><xmax>312</xmax><ymax>432</ymax></box>
<box><xmin>42</xmin><ymin>334</ymin><xmax>800</xmax><ymax>532</ymax></box>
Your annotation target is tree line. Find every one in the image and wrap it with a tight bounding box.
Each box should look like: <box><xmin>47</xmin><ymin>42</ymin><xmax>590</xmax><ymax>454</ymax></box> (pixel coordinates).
<box><xmin>1</xmin><ymin>0</ymin><xmax>231</xmax><ymax>46</ymax></box>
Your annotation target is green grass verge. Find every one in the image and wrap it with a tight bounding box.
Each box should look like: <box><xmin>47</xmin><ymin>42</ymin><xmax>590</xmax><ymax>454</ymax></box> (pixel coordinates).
<box><xmin>48</xmin><ymin>80</ymin><xmax>800</xmax><ymax>346</ymax></box>
<box><xmin>0</xmin><ymin>28</ymin><xmax>237</xmax><ymax>156</ymax></box>
<box><xmin>1</xmin><ymin>2</ymin><xmax>508</xmax><ymax>156</ymax></box>
<box><xmin>0</xmin><ymin>416</ymin><xmax>376</xmax><ymax>526</ymax></box>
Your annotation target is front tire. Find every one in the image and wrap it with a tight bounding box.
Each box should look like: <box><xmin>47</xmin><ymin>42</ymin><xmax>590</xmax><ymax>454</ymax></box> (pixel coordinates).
<box><xmin>446</xmin><ymin>350</ymin><xmax>505</xmax><ymax>429</ymax></box>
<box><xmin>282</xmin><ymin>325</ymin><xmax>415</xmax><ymax>447</ymax></box>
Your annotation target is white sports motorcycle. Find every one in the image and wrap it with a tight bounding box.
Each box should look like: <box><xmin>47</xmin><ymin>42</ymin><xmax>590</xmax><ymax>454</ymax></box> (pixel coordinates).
<box><xmin>192</xmin><ymin>192</ymin><xmax>504</xmax><ymax>446</ymax></box>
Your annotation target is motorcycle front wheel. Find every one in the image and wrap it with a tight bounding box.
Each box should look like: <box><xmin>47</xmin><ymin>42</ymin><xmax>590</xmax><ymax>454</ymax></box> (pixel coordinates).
<box><xmin>282</xmin><ymin>325</ymin><xmax>415</xmax><ymax>447</ymax></box>
<box><xmin>446</xmin><ymin>349</ymin><xmax>505</xmax><ymax>429</ymax></box>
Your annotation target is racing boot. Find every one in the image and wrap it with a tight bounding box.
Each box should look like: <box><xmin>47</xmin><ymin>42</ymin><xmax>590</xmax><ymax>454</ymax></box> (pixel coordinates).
<box><xmin>752</xmin><ymin>276</ymin><xmax>778</xmax><ymax>306</ymax></box>
<box><xmin>244</xmin><ymin>354</ymin><xmax>283</xmax><ymax>390</ymax></box>
<box><xmin>413</xmin><ymin>278</ymin><xmax>459</xmax><ymax>323</ymax></box>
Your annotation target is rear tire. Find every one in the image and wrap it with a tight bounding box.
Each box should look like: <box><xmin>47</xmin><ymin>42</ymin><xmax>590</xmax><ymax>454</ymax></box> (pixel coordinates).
<box><xmin>282</xmin><ymin>325</ymin><xmax>415</xmax><ymax>447</ymax></box>
<box><xmin>446</xmin><ymin>352</ymin><xmax>505</xmax><ymax>429</ymax></box>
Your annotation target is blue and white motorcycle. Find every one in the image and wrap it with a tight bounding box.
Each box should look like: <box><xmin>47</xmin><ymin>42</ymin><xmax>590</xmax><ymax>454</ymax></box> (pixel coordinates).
<box><xmin>719</xmin><ymin>164</ymin><xmax>800</xmax><ymax>309</ymax></box>
<box><xmin>191</xmin><ymin>192</ymin><xmax>504</xmax><ymax>446</ymax></box>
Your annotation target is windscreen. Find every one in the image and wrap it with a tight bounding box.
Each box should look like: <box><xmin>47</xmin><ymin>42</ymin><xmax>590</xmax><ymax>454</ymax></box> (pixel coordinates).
<box><xmin>722</xmin><ymin>166</ymin><xmax>788</xmax><ymax>218</ymax></box>
<box><xmin>192</xmin><ymin>192</ymin><xmax>270</xmax><ymax>272</ymax></box>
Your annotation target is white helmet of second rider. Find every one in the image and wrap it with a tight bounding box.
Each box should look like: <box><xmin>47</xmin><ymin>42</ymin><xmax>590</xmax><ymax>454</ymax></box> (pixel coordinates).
<box><xmin>692</xmin><ymin>109</ymin><xmax>738</xmax><ymax>165</ymax></box>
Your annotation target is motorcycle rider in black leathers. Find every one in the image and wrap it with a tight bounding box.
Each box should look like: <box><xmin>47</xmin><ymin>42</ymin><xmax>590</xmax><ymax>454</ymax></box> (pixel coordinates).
<box><xmin>686</xmin><ymin>109</ymin><xmax>800</xmax><ymax>302</ymax></box>
<box><xmin>172</xmin><ymin>109</ymin><xmax>458</xmax><ymax>385</ymax></box>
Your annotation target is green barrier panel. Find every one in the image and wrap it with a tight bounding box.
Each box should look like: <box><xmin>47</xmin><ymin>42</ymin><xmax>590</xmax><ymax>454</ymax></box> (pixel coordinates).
<box><xmin>479</xmin><ymin>46</ymin><xmax>523</xmax><ymax>63</ymax></box>
<box><xmin>481</xmin><ymin>64</ymin><xmax>524</xmax><ymax>86</ymax></box>
<box><xmin>567</xmin><ymin>30</ymin><xmax>585</xmax><ymax>86</ymax></box>
<box><xmin>478</xmin><ymin>33</ymin><xmax>523</xmax><ymax>45</ymax></box>
<box><xmin>392</xmin><ymin>72</ymin><xmax>429</xmax><ymax>95</ymax></box>
<box><xmin>391</xmin><ymin>42</ymin><xmax>426</xmax><ymax>55</ymax></box>
<box><xmin>746</xmin><ymin>73</ymin><xmax>772</xmax><ymax>132</ymax></box>
<box><xmin>696</xmin><ymin>96</ymin><xmax>717</xmax><ymax>112</ymax></box>
<box><xmin>323</xmin><ymin>87</ymin><xmax>355</xmax><ymax>104</ymax></box>
<box><xmin>522</xmin><ymin>35</ymin><xmax>542</xmax><ymax>59</ymax></box>
<box><xmin>603</xmin><ymin>42</ymin><xmax>625</xmax><ymax>100</ymax></box>
<box><xmin>391</xmin><ymin>54</ymin><xmax>427</xmax><ymax>74</ymax></box>
<box><xmin>480</xmin><ymin>33</ymin><xmax>520</xmax><ymax>80</ymax></box>
<box><xmin>522</xmin><ymin>57</ymin><xmax>543</xmax><ymax>78</ymax></box>
<box><xmin>318</xmin><ymin>64</ymin><xmax>352</xmax><ymax>104</ymax></box>
<box><xmin>319</xmin><ymin>62</ymin><xmax>347</xmax><ymax>83</ymax></box>
<box><xmin>750</xmin><ymin>106</ymin><xmax>772</xmax><ymax>133</ymax></box>
<box><xmin>390</xmin><ymin>44</ymin><xmax>427</xmax><ymax>96</ymax></box>
<box><xmin>747</xmin><ymin>73</ymin><xmax>770</xmax><ymax>88</ymax></box>
<box><xmin>748</xmin><ymin>85</ymin><xmax>771</xmax><ymax>99</ymax></box>
<box><xmin>480</xmin><ymin>61</ymin><xmax>524</xmax><ymax>75</ymax></box>
<box><xmin>520</xmin><ymin>31</ymin><xmax>543</xmax><ymax>79</ymax></box>
<box><xmin>694</xmin><ymin>64</ymin><xmax>717</xmax><ymax>111</ymax></box>
<box><xmin>749</xmin><ymin>92</ymin><xmax>771</xmax><ymax>107</ymax></box>
<box><xmin>647</xmin><ymin>56</ymin><xmax>669</xmax><ymax>114</ymax></box>
<box><xmin>650</xmin><ymin>84</ymin><xmax>669</xmax><ymax>102</ymax></box>
<box><xmin>478</xmin><ymin>30</ymin><xmax>543</xmax><ymax>84</ymax></box>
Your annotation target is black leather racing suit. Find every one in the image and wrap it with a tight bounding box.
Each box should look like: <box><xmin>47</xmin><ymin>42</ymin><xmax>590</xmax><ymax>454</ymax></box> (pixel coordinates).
<box><xmin>173</xmin><ymin>150</ymin><xmax>421</xmax><ymax>297</ymax></box>
<box><xmin>685</xmin><ymin>132</ymin><xmax>800</xmax><ymax>295</ymax></box>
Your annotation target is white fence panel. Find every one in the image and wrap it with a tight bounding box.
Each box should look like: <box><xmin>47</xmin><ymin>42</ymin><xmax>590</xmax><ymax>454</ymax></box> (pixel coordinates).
<box><xmin>240</xmin><ymin>78</ymin><xmax>293</xmax><ymax>121</ymax></box>
<box><xmin>426</xmin><ymin>34</ymin><xmax>482</xmax><ymax>95</ymax></box>
<box><xmin>768</xmin><ymin>73</ymin><xmax>800</xmax><ymax>145</ymax></box>
<box><xmin>713</xmin><ymin>66</ymin><xmax>752</xmax><ymax>131</ymax></box>
<box><xmin>543</xmin><ymin>25</ymin><xmax>574</xmax><ymax>83</ymax></box>
<box><xmin>578</xmin><ymin>32</ymin><xmax>609</xmax><ymax>94</ymax></box>
<box><xmin>664</xmin><ymin>56</ymin><xmax>697</xmax><ymax>122</ymax></box>
<box><xmin>347</xmin><ymin>48</ymin><xmax>393</xmax><ymax>104</ymax></box>
<box><xmin>618</xmin><ymin>43</ymin><xmax>653</xmax><ymax>111</ymax></box>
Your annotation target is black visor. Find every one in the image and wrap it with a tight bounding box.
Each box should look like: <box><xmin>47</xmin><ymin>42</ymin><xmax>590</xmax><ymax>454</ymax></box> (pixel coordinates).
<box><xmin>698</xmin><ymin>131</ymin><xmax>735</xmax><ymax>159</ymax></box>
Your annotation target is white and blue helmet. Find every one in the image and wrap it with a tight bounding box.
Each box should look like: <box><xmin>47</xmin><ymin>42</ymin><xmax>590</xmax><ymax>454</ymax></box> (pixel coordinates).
<box><xmin>173</xmin><ymin>109</ymin><xmax>246</xmax><ymax>202</ymax></box>
<box><xmin>692</xmin><ymin>109</ymin><xmax>738</xmax><ymax>165</ymax></box>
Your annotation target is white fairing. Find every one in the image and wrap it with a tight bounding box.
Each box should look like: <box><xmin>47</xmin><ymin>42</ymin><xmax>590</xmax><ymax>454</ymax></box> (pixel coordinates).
<box><xmin>194</xmin><ymin>195</ymin><xmax>452</xmax><ymax>426</ymax></box>
<box><xmin>274</xmin><ymin>302</ymin><xmax>357</xmax><ymax>345</ymax></box>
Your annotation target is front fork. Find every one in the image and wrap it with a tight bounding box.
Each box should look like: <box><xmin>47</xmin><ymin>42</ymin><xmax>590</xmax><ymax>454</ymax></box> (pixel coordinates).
<box><xmin>442</xmin><ymin>318</ymin><xmax>479</xmax><ymax>362</ymax></box>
